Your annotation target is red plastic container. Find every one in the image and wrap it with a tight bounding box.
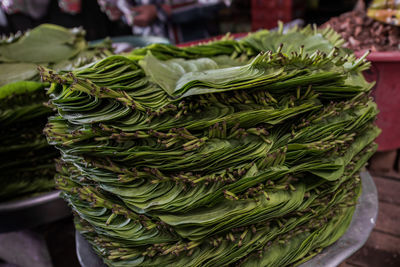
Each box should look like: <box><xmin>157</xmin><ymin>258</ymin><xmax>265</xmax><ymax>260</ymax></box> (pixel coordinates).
<box><xmin>356</xmin><ymin>51</ymin><xmax>400</xmax><ymax>151</ymax></box>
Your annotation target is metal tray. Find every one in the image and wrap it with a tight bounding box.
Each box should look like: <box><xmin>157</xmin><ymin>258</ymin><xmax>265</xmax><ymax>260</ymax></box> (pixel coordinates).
<box><xmin>0</xmin><ymin>191</ymin><xmax>71</xmax><ymax>233</ymax></box>
<box><xmin>75</xmin><ymin>171</ymin><xmax>378</xmax><ymax>267</ymax></box>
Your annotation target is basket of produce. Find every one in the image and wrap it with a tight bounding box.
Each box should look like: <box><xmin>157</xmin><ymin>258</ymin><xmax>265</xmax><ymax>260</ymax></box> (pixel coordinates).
<box><xmin>42</xmin><ymin>24</ymin><xmax>380</xmax><ymax>266</ymax></box>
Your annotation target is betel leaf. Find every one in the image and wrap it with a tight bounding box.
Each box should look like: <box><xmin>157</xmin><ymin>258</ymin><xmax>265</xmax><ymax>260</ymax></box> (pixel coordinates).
<box><xmin>139</xmin><ymin>52</ymin><xmax>220</xmax><ymax>96</ymax></box>
<box><xmin>0</xmin><ymin>24</ymin><xmax>86</xmax><ymax>63</ymax></box>
<box><xmin>140</xmin><ymin>52</ymin><xmax>284</xmax><ymax>97</ymax></box>
<box><xmin>0</xmin><ymin>81</ymin><xmax>46</xmax><ymax>100</ymax></box>
<box><xmin>0</xmin><ymin>63</ymin><xmax>38</xmax><ymax>86</ymax></box>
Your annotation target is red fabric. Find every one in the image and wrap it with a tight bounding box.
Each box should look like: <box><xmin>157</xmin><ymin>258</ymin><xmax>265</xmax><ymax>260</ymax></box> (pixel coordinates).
<box><xmin>58</xmin><ymin>0</ymin><xmax>81</xmax><ymax>14</ymax></box>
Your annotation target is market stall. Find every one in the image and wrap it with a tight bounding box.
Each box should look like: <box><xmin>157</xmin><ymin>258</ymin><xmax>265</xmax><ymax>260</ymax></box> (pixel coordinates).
<box><xmin>1</xmin><ymin>1</ymin><xmax>396</xmax><ymax>266</ymax></box>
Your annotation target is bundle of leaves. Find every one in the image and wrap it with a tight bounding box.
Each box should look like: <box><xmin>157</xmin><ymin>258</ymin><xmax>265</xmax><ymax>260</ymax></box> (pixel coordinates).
<box><xmin>43</xmin><ymin>25</ymin><xmax>379</xmax><ymax>266</ymax></box>
<box><xmin>0</xmin><ymin>24</ymin><xmax>112</xmax><ymax>201</ymax></box>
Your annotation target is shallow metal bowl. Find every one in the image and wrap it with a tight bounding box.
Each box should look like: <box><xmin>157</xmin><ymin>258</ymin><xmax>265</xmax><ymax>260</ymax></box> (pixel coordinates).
<box><xmin>0</xmin><ymin>191</ymin><xmax>71</xmax><ymax>233</ymax></box>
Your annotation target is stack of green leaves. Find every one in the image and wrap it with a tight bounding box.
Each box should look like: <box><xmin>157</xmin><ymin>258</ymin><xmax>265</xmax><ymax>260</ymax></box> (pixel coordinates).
<box><xmin>0</xmin><ymin>24</ymin><xmax>112</xmax><ymax>201</ymax></box>
<box><xmin>43</xmin><ymin>25</ymin><xmax>380</xmax><ymax>266</ymax></box>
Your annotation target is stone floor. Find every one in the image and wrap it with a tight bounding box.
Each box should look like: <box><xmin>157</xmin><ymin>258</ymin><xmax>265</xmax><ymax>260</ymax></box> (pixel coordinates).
<box><xmin>0</xmin><ymin>217</ymin><xmax>79</xmax><ymax>267</ymax></box>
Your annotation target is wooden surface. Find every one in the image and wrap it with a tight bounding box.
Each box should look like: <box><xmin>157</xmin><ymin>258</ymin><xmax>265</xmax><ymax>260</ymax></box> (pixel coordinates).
<box><xmin>339</xmin><ymin>172</ymin><xmax>400</xmax><ymax>267</ymax></box>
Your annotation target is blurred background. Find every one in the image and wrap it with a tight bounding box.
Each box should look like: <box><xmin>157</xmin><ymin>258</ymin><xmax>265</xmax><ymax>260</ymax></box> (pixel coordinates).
<box><xmin>1</xmin><ymin>1</ymin><xmax>399</xmax><ymax>267</ymax></box>
<box><xmin>0</xmin><ymin>0</ymin><xmax>366</xmax><ymax>43</ymax></box>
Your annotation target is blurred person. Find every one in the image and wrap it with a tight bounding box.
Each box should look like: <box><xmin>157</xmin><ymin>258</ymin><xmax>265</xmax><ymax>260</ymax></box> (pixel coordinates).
<box><xmin>0</xmin><ymin>0</ymin><xmax>224</xmax><ymax>41</ymax></box>
<box><xmin>0</xmin><ymin>0</ymin><xmax>50</xmax><ymax>20</ymax></box>
<box><xmin>0</xmin><ymin>0</ymin><xmax>131</xmax><ymax>39</ymax></box>
<box><xmin>0</xmin><ymin>0</ymin><xmax>170</xmax><ymax>37</ymax></box>
<box><xmin>97</xmin><ymin>1</ymin><xmax>230</xmax><ymax>42</ymax></box>
<box><xmin>97</xmin><ymin>0</ymin><xmax>172</xmax><ymax>37</ymax></box>
<box><xmin>0</xmin><ymin>0</ymin><xmax>49</xmax><ymax>33</ymax></box>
